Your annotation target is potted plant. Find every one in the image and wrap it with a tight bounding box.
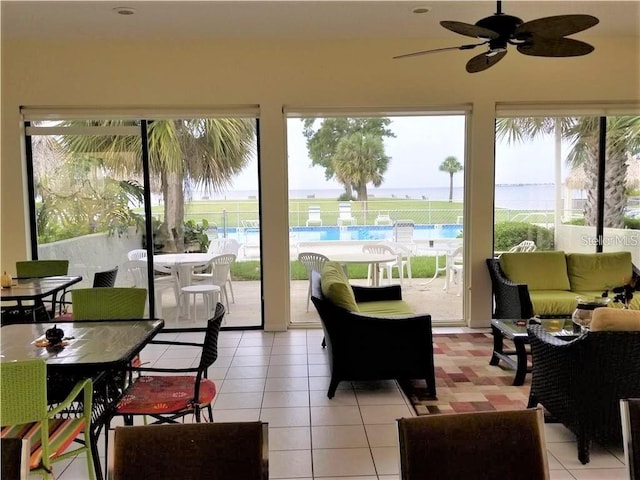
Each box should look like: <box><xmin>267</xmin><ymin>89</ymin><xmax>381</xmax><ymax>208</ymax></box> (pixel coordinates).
<box><xmin>183</xmin><ymin>219</ymin><xmax>210</xmax><ymax>253</ymax></box>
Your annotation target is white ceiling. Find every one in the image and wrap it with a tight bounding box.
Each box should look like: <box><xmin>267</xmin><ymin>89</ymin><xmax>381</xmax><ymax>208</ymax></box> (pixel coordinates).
<box><xmin>1</xmin><ymin>1</ymin><xmax>639</xmax><ymax>41</ymax></box>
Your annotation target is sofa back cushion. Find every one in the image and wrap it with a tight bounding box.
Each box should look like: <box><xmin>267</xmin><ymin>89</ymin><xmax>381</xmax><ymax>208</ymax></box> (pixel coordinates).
<box><xmin>566</xmin><ymin>252</ymin><xmax>633</xmax><ymax>292</ymax></box>
<box><xmin>320</xmin><ymin>261</ymin><xmax>359</xmax><ymax>312</ymax></box>
<box><xmin>499</xmin><ymin>251</ymin><xmax>570</xmax><ymax>291</ymax></box>
<box><xmin>590</xmin><ymin>307</ymin><xmax>640</xmax><ymax>331</ymax></box>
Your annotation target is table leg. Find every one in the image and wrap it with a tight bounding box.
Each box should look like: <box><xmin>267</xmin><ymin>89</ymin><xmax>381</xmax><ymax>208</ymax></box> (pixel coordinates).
<box><xmin>371</xmin><ymin>262</ymin><xmax>380</xmax><ymax>286</ymax></box>
<box><xmin>512</xmin><ymin>337</ymin><xmax>528</xmax><ymax>386</ymax></box>
<box><xmin>490</xmin><ymin>325</ymin><xmax>502</xmax><ymax>366</ymax></box>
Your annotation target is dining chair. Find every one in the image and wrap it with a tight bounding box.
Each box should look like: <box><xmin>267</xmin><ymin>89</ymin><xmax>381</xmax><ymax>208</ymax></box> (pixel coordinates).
<box><xmin>297</xmin><ymin>252</ymin><xmax>329</xmax><ymax>312</ymax></box>
<box><xmin>0</xmin><ymin>359</ymin><xmax>95</xmax><ymax>480</ymax></box>
<box><xmin>110</xmin><ymin>302</ymin><xmax>225</xmax><ymax>426</ymax></box>
<box><xmin>620</xmin><ymin>398</ymin><xmax>640</xmax><ymax>479</ymax></box>
<box><xmin>362</xmin><ymin>243</ymin><xmax>410</xmax><ymax>285</ymax></box>
<box><xmin>191</xmin><ymin>254</ymin><xmax>236</xmax><ymax>312</ymax></box>
<box><xmin>397</xmin><ymin>408</ymin><xmax>550</xmax><ymax>480</ymax></box>
<box><xmin>108</xmin><ymin>421</ymin><xmax>268</xmax><ymax>480</ymax></box>
<box><xmin>124</xmin><ymin>259</ymin><xmax>179</xmax><ymax>319</ymax></box>
<box><xmin>15</xmin><ymin>260</ymin><xmax>70</xmax><ymax>317</ymax></box>
<box><xmin>92</xmin><ymin>266</ymin><xmax>119</xmax><ymax>288</ymax></box>
<box><xmin>445</xmin><ymin>245</ymin><xmax>463</xmax><ymax>296</ymax></box>
<box><xmin>1</xmin><ymin>438</ymin><xmax>29</xmax><ymax>480</ymax></box>
<box><xmin>71</xmin><ymin>287</ymin><xmax>147</xmax><ymax>320</ymax></box>
<box><xmin>126</xmin><ymin>249</ymin><xmax>147</xmax><ymax>261</ymax></box>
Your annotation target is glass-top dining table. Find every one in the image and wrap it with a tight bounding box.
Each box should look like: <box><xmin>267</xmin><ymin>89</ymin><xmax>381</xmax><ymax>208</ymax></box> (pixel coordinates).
<box><xmin>0</xmin><ymin>275</ymin><xmax>82</xmax><ymax>322</ymax></box>
<box><xmin>0</xmin><ymin>319</ymin><xmax>164</xmax><ymax>480</ymax></box>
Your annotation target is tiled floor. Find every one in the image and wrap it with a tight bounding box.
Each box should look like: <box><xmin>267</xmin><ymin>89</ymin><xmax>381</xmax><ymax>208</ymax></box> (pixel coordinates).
<box><xmin>53</xmin><ymin>327</ymin><xmax>628</xmax><ymax>480</ymax></box>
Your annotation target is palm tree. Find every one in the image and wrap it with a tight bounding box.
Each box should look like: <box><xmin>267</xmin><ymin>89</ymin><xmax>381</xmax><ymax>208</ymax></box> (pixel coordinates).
<box><xmin>331</xmin><ymin>133</ymin><xmax>388</xmax><ymax>201</ymax></box>
<box><xmin>59</xmin><ymin>118</ymin><xmax>255</xmax><ymax>251</ymax></box>
<box><xmin>496</xmin><ymin>116</ymin><xmax>640</xmax><ymax>227</ymax></box>
<box><xmin>439</xmin><ymin>156</ymin><xmax>463</xmax><ymax>202</ymax></box>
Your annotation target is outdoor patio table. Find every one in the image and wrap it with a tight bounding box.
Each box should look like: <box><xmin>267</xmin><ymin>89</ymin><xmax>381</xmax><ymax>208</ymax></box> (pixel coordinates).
<box><xmin>326</xmin><ymin>252</ymin><xmax>397</xmax><ymax>286</ymax></box>
<box><xmin>0</xmin><ymin>275</ymin><xmax>82</xmax><ymax>322</ymax></box>
<box><xmin>0</xmin><ymin>319</ymin><xmax>164</xmax><ymax>480</ymax></box>
<box><xmin>148</xmin><ymin>253</ymin><xmax>215</xmax><ymax>289</ymax></box>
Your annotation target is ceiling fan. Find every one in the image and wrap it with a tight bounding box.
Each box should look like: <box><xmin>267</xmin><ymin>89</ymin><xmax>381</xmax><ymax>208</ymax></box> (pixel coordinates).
<box><xmin>394</xmin><ymin>1</ymin><xmax>599</xmax><ymax>73</ymax></box>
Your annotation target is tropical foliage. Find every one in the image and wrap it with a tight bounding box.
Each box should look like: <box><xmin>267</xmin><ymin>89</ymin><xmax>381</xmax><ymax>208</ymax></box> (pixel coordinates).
<box><xmin>438</xmin><ymin>156</ymin><xmax>463</xmax><ymax>202</ymax></box>
<box><xmin>302</xmin><ymin>118</ymin><xmax>394</xmax><ymax>200</ymax></box>
<box><xmin>59</xmin><ymin>118</ymin><xmax>256</xmax><ymax>251</ymax></box>
<box><xmin>496</xmin><ymin>116</ymin><xmax>640</xmax><ymax>228</ymax></box>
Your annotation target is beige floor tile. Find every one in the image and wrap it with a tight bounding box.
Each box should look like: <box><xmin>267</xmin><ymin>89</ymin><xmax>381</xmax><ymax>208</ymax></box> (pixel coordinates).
<box><xmin>371</xmin><ymin>446</ymin><xmax>400</xmax><ymax>476</ymax></box>
<box><xmin>307</xmin><ymin>353</ymin><xmax>328</xmax><ymax>365</ymax></box>
<box><xmin>271</xmin><ymin>345</ymin><xmax>308</xmax><ymax>355</ymax></box>
<box><xmin>311</xmin><ymin>425</ymin><xmax>368</xmax><ymax>449</ymax></box>
<box><xmin>364</xmin><ymin>424</ymin><xmax>398</xmax><ymax>448</ymax></box>
<box><xmin>262</xmin><ymin>390</ymin><xmax>310</xmax><ymax>408</ymax></box>
<box><xmin>310</xmin><ymin>406</ymin><xmax>363</xmax><ymax>426</ymax></box>
<box><xmin>218</xmin><ymin>377</ymin><xmax>266</xmax><ymax>393</ymax></box>
<box><xmin>269</xmin><ymin>426</ymin><xmax>312</xmax><ymax>451</ymax></box>
<box><xmin>268</xmin><ymin>364</ymin><xmax>309</xmax><ymax>378</ymax></box>
<box><xmin>211</xmin><ymin>408</ymin><xmax>261</xmax><ymax>422</ymax></box>
<box><xmin>230</xmin><ymin>355</ymin><xmax>271</xmax><ymax>367</ymax></box>
<box><xmin>549</xmin><ymin>441</ymin><xmax>626</xmax><ymax>470</ymax></box>
<box><xmin>359</xmin><ymin>404</ymin><xmax>414</xmax><ymax>424</ymax></box>
<box><xmin>355</xmin><ymin>389</ymin><xmax>407</xmax><ymax>406</ymax></box>
<box><xmin>567</xmin><ymin>468</ymin><xmax>628</xmax><ymax>479</ymax></box>
<box><xmin>213</xmin><ymin>391</ymin><xmax>264</xmax><ymax>409</ymax></box>
<box><xmin>225</xmin><ymin>365</ymin><xmax>269</xmax><ymax>379</ymax></box>
<box><xmin>235</xmin><ymin>346</ymin><xmax>273</xmax><ymax>356</ymax></box>
<box><xmin>544</xmin><ymin>423</ymin><xmax>577</xmax><ymax>443</ymax></box>
<box><xmin>269</xmin><ymin>354</ymin><xmax>309</xmax><ymax>365</ymax></box>
<box><xmin>269</xmin><ymin>450</ymin><xmax>313</xmax><ymax>478</ymax></box>
<box><xmin>549</xmin><ymin>471</ymin><xmax>578</xmax><ymax>480</ymax></box>
<box><xmin>310</xmin><ymin>389</ymin><xmax>358</xmax><ymax>407</ymax></box>
<box><xmin>308</xmin><ymin>364</ymin><xmax>331</xmax><ymax>377</ymax></box>
<box><xmin>265</xmin><ymin>377</ymin><xmax>310</xmax><ymax>392</ymax></box>
<box><xmin>312</xmin><ymin>448</ymin><xmax>376</xmax><ymax>477</ymax></box>
<box><xmin>261</xmin><ymin>407</ymin><xmax>311</xmax><ymax>427</ymax></box>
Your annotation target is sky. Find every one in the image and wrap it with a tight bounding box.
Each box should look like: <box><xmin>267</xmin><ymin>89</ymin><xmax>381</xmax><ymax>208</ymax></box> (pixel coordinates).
<box><xmin>227</xmin><ymin>115</ymin><xmax>570</xmax><ymax>192</ymax></box>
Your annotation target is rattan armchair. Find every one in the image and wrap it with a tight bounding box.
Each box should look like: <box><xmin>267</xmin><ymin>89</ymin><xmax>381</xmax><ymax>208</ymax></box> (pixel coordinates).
<box><xmin>0</xmin><ymin>359</ymin><xmax>95</xmax><ymax>479</ymax></box>
<box><xmin>486</xmin><ymin>258</ymin><xmax>534</xmax><ymax>319</ymax></box>
<box><xmin>527</xmin><ymin>324</ymin><xmax>640</xmax><ymax>464</ymax></box>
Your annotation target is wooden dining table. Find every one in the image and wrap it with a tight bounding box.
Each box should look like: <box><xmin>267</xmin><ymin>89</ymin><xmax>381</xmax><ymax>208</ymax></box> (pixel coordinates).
<box><xmin>0</xmin><ymin>275</ymin><xmax>82</xmax><ymax>322</ymax></box>
<box><xmin>0</xmin><ymin>319</ymin><xmax>165</xmax><ymax>480</ymax></box>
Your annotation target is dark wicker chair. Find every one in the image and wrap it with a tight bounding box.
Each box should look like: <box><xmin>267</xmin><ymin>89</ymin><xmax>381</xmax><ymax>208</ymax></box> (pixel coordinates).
<box><xmin>527</xmin><ymin>324</ymin><xmax>640</xmax><ymax>464</ymax></box>
<box><xmin>310</xmin><ymin>270</ymin><xmax>436</xmax><ymax>399</ymax></box>
<box><xmin>486</xmin><ymin>258</ymin><xmax>534</xmax><ymax>319</ymax></box>
<box><xmin>92</xmin><ymin>266</ymin><xmax>118</xmax><ymax>287</ymax></box>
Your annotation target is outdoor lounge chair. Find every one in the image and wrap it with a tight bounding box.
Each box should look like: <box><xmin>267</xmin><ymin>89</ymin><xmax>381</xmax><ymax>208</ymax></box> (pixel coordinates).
<box><xmin>337</xmin><ymin>202</ymin><xmax>356</xmax><ymax>226</ymax></box>
<box><xmin>305</xmin><ymin>206</ymin><xmax>323</xmax><ymax>226</ymax></box>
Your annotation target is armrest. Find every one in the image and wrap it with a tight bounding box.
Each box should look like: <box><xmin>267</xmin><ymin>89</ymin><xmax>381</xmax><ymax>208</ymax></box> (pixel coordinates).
<box><xmin>633</xmin><ymin>263</ymin><xmax>639</xmax><ymax>290</ymax></box>
<box><xmin>486</xmin><ymin>258</ymin><xmax>534</xmax><ymax>319</ymax></box>
<box><xmin>352</xmin><ymin>284</ymin><xmax>402</xmax><ymax>302</ymax></box>
<box><xmin>48</xmin><ymin>378</ymin><xmax>93</xmax><ymax>417</ymax></box>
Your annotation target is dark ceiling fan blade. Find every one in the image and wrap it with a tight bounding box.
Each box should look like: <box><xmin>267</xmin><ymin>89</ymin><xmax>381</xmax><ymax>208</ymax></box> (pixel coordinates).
<box><xmin>466</xmin><ymin>50</ymin><xmax>507</xmax><ymax>73</ymax></box>
<box><xmin>441</xmin><ymin>21</ymin><xmax>499</xmax><ymax>40</ymax></box>
<box><xmin>517</xmin><ymin>37</ymin><xmax>594</xmax><ymax>57</ymax></box>
<box><xmin>393</xmin><ymin>42</ymin><xmax>487</xmax><ymax>59</ymax></box>
<box><xmin>515</xmin><ymin>14</ymin><xmax>599</xmax><ymax>38</ymax></box>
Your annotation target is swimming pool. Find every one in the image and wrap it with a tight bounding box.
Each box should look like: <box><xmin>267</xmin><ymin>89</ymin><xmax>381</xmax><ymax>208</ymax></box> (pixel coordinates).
<box><xmin>211</xmin><ymin>224</ymin><xmax>463</xmax><ymax>243</ymax></box>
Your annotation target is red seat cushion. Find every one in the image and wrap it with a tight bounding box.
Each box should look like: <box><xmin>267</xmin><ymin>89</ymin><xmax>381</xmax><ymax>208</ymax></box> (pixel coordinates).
<box><xmin>1</xmin><ymin>418</ymin><xmax>86</xmax><ymax>469</ymax></box>
<box><xmin>115</xmin><ymin>376</ymin><xmax>216</xmax><ymax>415</ymax></box>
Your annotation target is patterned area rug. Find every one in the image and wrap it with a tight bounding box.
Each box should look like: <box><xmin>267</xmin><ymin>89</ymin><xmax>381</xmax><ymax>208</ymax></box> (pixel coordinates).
<box><xmin>399</xmin><ymin>332</ymin><xmax>531</xmax><ymax>416</ymax></box>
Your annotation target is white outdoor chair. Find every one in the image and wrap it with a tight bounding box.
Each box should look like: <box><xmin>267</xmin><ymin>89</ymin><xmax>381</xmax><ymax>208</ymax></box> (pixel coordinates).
<box><xmin>362</xmin><ymin>243</ymin><xmax>409</xmax><ymax>286</ymax></box>
<box><xmin>306</xmin><ymin>206</ymin><xmax>323</xmax><ymax>226</ymax></box>
<box><xmin>445</xmin><ymin>245</ymin><xmax>463</xmax><ymax>296</ymax></box>
<box><xmin>191</xmin><ymin>254</ymin><xmax>236</xmax><ymax>312</ymax></box>
<box><xmin>123</xmin><ymin>259</ymin><xmax>180</xmax><ymax>319</ymax></box>
<box><xmin>393</xmin><ymin>220</ymin><xmax>416</xmax><ymax>254</ymax></box>
<box><xmin>205</xmin><ymin>238</ymin><xmax>240</xmax><ymax>303</ymax></box>
<box><xmin>337</xmin><ymin>202</ymin><xmax>356</xmax><ymax>226</ymax></box>
<box><xmin>297</xmin><ymin>252</ymin><xmax>329</xmax><ymax>311</ymax></box>
<box><xmin>127</xmin><ymin>249</ymin><xmax>147</xmax><ymax>261</ymax></box>
<box><xmin>508</xmin><ymin>240</ymin><xmax>537</xmax><ymax>253</ymax></box>
<box><xmin>374</xmin><ymin>213</ymin><xmax>392</xmax><ymax>226</ymax></box>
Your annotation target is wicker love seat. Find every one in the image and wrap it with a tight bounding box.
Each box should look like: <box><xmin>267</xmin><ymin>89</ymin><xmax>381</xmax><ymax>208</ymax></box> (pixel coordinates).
<box><xmin>310</xmin><ymin>262</ymin><xmax>436</xmax><ymax>399</ymax></box>
<box><xmin>487</xmin><ymin>251</ymin><xmax>639</xmax><ymax>319</ymax></box>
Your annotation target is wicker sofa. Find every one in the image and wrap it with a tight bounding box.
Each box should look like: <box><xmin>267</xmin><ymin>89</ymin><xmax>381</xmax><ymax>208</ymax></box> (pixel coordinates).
<box><xmin>487</xmin><ymin>251</ymin><xmax>639</xmax><ymax>319</ymax></box>
<box><xmin>310</xmin><ymin>262</ymin><xmax>436</xmax><ymax>399</ymax></box>
<box><xmin>527</xmin><ymin>308</ymin><xmax>640</xmax><ymax>464</ymax></box>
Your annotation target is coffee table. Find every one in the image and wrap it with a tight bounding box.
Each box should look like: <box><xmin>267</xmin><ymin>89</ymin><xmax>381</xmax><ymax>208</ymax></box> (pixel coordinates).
<box><xmin>490</xmin><ymin>318</ymin><xmax>578</xmax><ymax>386</ymax></box>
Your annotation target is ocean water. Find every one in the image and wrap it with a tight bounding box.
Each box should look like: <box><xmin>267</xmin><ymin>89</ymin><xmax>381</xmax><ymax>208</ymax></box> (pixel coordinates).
<box><xmin>195</xmin><ymin>185</ymin><xmax>583</xmax><ymax>210</ymax></box>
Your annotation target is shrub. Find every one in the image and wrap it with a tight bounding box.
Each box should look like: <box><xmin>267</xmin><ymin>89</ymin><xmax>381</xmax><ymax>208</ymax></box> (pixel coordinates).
<box><xmin>494</xmin><ymin>222</ymin><xmax>554</xmax><ymax>251</ymax></box>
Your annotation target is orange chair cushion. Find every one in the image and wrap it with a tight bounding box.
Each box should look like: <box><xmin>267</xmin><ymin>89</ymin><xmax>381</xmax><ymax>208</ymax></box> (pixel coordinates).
<box><xmin>115</xmin><ymin>376</ymin><xmax>216</xmax><ymax>415</ymax></box>
<box><xmin>1</xmin><ymin>418</ymin><xmax>86</xmax><ymax>469</ymax></box>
